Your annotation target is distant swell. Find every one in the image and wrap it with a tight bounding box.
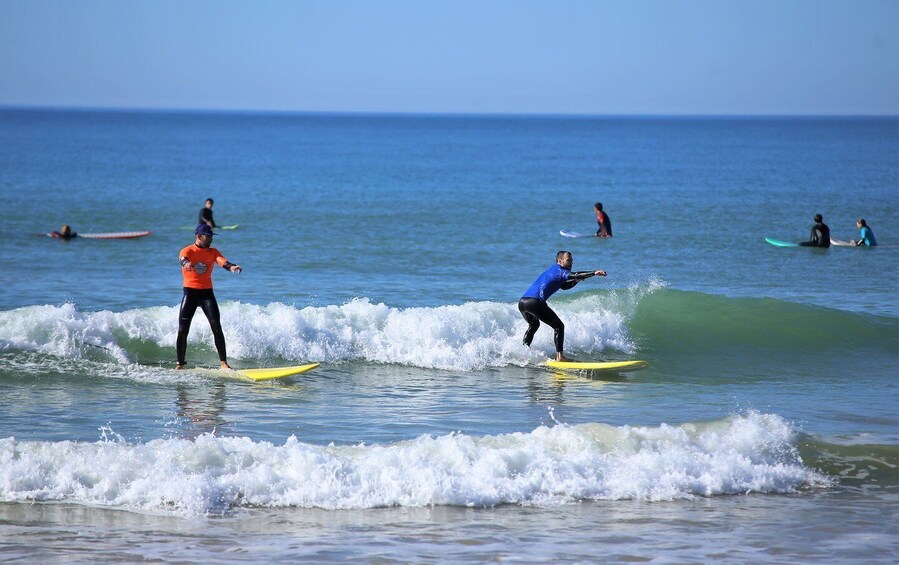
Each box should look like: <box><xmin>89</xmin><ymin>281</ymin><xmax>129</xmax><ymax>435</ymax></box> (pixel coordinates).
<box><xmin>0</xmin><ymin>412</ymin><xmax>830</xmax><ymax>516</ymax></box>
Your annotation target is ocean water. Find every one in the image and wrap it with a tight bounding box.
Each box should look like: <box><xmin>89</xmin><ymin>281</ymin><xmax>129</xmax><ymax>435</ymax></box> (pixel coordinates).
<box><xmin>0</xmin><ymin>109</ymin><xmax>897</xmax><ymax>563</ymax></box>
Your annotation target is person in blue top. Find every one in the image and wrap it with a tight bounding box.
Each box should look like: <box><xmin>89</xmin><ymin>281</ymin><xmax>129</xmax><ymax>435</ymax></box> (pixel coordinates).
<box><xmin>519</xmin><ymin>251</ymin><xmax>607</xmax><ymax>362</ymax></box>
<box><xmin>852</xmin><ymin>218</ymin><xmax>877</xmax><ymax>247</ymax></box>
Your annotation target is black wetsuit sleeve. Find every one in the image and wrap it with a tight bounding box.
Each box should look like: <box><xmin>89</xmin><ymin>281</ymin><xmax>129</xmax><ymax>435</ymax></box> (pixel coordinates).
<box><xmin>561</xmin><ymin>271</ymin><xmax>596</xmax><ymax>290</ymax></box>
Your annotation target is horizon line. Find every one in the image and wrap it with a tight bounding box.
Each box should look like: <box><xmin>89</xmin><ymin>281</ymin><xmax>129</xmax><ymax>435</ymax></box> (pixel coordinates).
<box><xmin>1</xmin><ymin>104</ymin><xmax>897</xmax><ymax>120</ymax></box>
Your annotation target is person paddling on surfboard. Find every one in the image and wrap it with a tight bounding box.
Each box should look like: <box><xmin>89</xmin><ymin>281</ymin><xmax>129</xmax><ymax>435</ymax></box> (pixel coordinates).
<box><xmin>798</xmin><ymin>214</ymin><xmax>831</xmax><ymax>248</ymax></box>
<box><xmin>199</xmin><ymin>198</ymin><xmax>217</xmax><ymax>228</ymax></box>
<box><xmin>49</xmin><ymin>224</ymin><xmax>77</xmax><ymax>240</ymax></box>
<box><xmin>594</xmin><ymin>202</ymin><xmax>612</xmax><ymax>237</ymax></box>
<box><xmin>519</xmin><ymin>251</ymin><xmax>606</xmax><ymax>362</ymax></box>
<box><xmin>175</xmin><ymin>224</ymin><xmax>242</xmax><ymax>370</ymax></box>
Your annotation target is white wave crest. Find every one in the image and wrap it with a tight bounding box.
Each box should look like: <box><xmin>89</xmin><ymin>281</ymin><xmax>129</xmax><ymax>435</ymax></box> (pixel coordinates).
<box><xmin>0</xmin><ymin>286</ymin><xmax>662</xmax><ymax>370</ymax></box>
<box><xmin>0</xmin><ymin>412</ymin><xmax>829</xmax><ymax>517</ymax></box>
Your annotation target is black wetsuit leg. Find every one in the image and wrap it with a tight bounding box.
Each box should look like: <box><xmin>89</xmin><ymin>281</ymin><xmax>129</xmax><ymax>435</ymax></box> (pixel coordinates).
<box><xmin>177</xmin><ymin>288</ymin><xmax>227</xmax><ymax>364</ymax></box>
<box><xmin>518</xmin><ymin>297</ymin><xmax>565</xmax><ymax>352</ymax></box>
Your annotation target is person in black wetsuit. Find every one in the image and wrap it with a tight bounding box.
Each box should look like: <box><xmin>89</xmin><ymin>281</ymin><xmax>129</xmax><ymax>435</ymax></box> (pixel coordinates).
<box><xmin>799</xmin><ymin>214</ymin><xmax>830</xmax><ymax>247</ymax></box>
<box><xmin>519</xmin><ymin>251</ymin><xmax>607</xmax><ymax>362</ymax></box>
<box><xmin>199</xmin><ymin>198</ymin><xmax>216</xmax><ymax>228</ymax></box>
<box><xmin>50</xmin><ymin>224</ymin><xmax>77</xmax><ymax>240</ymax></box>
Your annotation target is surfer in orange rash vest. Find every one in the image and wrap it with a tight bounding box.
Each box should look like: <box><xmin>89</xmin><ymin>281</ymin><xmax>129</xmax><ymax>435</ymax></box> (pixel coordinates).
<box><xmin>175</xmin><ymin>224</ymin><xmax>242</xmax><ymax>370</ymax></box>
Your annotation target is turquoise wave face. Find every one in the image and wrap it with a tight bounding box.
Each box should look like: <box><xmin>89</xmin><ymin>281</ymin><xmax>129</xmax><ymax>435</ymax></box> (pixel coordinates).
<box><xmin>629</xmin><ymin>288</ymin><xmax>898</xmax><ymax>355</ymax></box>
<box><xmin>798</xmin><ymin>437</ymin><xmax>899</xmax><ymax>489</ymax></box>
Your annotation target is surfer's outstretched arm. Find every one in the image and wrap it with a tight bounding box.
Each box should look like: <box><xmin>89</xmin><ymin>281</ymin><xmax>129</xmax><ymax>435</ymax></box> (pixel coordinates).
<box><xmin>569</xmin><ymin>270</ymin><xmax>606</xmax><ymax>281</ymax></box>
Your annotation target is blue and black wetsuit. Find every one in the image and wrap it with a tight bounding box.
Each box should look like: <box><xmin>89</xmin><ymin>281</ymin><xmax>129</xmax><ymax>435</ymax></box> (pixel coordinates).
<box><xmin>856</xmin><ymin>226</ymin><xmax>877</xmax><ymax>247</ymax></box>
<box><xmin>518</xmin><ymin>264</ymin><xmax>595</xmax><ymax>353</ymax></box>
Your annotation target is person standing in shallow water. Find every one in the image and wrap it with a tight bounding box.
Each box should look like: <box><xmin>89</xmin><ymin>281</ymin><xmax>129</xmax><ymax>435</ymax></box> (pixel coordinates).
<box><xmin>199</xmin><ymin>198</ymin><xmax>217</xmax><ymax>228</ymax></box>
<box><xmin>594</xmin><ymin>202</ymin><xmax>612</xmax><ymax>237</ymax></box>
<box><xmin>518</xmin><ymin>251</ymin><xmax>606</xmax><ymax>362</ymax></box>
<box><xmin>176</xmin><ymin>224</ymin><xmax>242</xmax><ymax>370</ymax></box>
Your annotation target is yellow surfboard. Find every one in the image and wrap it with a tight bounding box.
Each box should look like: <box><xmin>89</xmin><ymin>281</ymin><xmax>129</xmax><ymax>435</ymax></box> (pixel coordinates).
<box><xmin>194</xmin><ymin>363</ymin><xmax>320</xmax><ymax>381</ymax></box>
<box><xmin>236</xmin><ymin>363</ymin><xmax>320</xmax><ymax>381</ymax></box>
<box><xmin>544</xmin><ymin>360</ymin><xmax>648</xmax><ymax>373</ymax></box>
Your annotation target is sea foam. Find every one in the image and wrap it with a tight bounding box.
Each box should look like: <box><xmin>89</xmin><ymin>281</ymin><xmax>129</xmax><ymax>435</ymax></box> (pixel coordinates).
<box><xmin>0</xmin><ymin>284</ymin><xmax>657</xmax><ymax>370</ymax></box>
<box><xmin>0</xmin><ymin>412</ymin><xmax>829</xmax><ymax>517</ymax></box>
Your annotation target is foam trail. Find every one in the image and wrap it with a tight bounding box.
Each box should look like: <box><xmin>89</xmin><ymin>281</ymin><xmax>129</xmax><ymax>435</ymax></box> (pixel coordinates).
<box><xmin>0</xmin><ymin>412</ymin><xmax>829</xmax><ymax>517</ymax></box>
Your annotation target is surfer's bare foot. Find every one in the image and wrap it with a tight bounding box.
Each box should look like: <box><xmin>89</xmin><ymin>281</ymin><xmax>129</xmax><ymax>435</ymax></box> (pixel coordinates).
<box><xmin>220</xmin><ymin>361</ymin><xmax>233</xmax><ymax>370</ymax></box>
<box><xmin>556</xmin><ymin>353</ymin><xmax>571</xmax><ymax>362</ymax></box>
<box><xmin>175</xmin><ymin>364</ymin><xmax>185</xmax><ymax>370</ymax></box>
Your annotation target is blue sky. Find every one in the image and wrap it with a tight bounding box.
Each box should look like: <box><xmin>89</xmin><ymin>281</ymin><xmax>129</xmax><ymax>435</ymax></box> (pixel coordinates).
<box><xmin>1</xmin><ymin>0</ymin><xmax>896</xmax><ymax>115</ymax></box>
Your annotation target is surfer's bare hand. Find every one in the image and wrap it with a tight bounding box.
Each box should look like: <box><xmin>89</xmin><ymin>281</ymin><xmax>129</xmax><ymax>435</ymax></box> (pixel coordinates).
<box><xmin>595</xmin><ymin>270</ymin><xmax>607</xmax><ymax>276</ymax></box>
<box><xmin>231</xmin><ymin>265</ymin><xmax>242</xmax><ymax>274</ymax></box>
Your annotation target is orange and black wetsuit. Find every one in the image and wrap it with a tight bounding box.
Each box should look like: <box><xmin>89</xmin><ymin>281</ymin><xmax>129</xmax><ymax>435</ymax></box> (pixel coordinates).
<box><xmin>176</xmin><ymin>244</ymin><xmax>237</xmax><ymax>365</ymax></box>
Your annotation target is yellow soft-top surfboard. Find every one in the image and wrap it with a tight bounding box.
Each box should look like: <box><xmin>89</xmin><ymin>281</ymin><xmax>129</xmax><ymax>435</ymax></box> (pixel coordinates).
<box><xmin>236</xmin><ymin>363</ymin><xmax>320</xmax><ymax>381</ymax></box>
<box><xmin>195</xmin><ymin>363</ymin><xmax>320</xmax><ymax>381</ymax></box>
<box><xmin>544</xmin><ymin>360</ymin><xmax>648</xmax><ymax>373</ymax></box>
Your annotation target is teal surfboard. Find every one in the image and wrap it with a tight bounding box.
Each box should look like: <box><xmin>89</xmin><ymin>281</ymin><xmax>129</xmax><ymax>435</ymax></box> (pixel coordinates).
<box><xmin>765</xmin><ymin>237</ymin><xmax>799</xmax><ymax>247</ymax></box>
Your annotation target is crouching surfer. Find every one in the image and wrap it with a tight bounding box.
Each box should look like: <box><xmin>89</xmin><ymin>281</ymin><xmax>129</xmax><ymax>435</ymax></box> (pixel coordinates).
<box><xmin>519</xmin><ymin>250</ymin><xmax>606</xmax><ymax>362</ymax></box>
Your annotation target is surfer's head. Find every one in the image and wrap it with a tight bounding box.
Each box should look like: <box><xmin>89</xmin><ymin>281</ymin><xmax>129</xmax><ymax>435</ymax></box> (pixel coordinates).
<box><xmin>594</xmin><ymin>202</ymin><xmax>603</xmax><ymax>211</ymax></box>
<box><xmin>556</xmin><ymin>250</ymin><xmax>572</xmax><ymax>269</ymax></box>
<box><xmin>195</xmin><ymin>223</ymin><xmax>217</xmax><ymax>247</ymax></box>
<box><xmin>60</xmin><ymin>224</ymin><xmax>71</xmax><ymax>236</ymax></box>
<box><xmin>205</xmin><ymin>198</ymin><xmax>214</xmax><ymax>208</ymax></box>
<box><xmin>857</xmin><ymin>218</ymin><xmax>867</xmax><ymax>228</ymax></box>
<box><xmin>814</xmin><ymin>214</ymin><xmax>823</xmax><ymax>223</ymax></box>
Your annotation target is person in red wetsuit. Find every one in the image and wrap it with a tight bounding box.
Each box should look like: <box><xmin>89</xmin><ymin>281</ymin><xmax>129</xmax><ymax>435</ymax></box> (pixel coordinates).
<box><xmin>175</xmin><ymin>224</ymin><xmax>242</xmax><ymax>370</ymax></box>
<box><xmin>594</xmin><ymin>202</ymin><xmax>612</xmax><ymax>237</ymax></box>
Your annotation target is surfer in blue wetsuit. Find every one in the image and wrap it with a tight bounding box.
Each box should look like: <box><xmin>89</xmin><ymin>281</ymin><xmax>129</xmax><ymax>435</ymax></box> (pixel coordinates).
<box><xmin>519</xmin><ymin>251</ymin><xmax>607</xmax><ymax>362</ymax></box>
<box><xmin>799</xmin><ymin>214</ymin><xmax>830</xmax><ymax>248</ymax></box>
<box><xmin>852</xmin><ymin>218</ymin><xmax>877</xmax><ymax>247</ymax></box>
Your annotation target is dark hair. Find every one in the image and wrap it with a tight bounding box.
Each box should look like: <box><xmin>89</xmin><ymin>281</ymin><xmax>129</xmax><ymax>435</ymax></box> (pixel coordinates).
<box><xmin>858</xmin><ymin>218</ymin><xmax>867</xmax><ymax>227</ymax></box>
<box><xmin>556</xmin><ymin>250</ymin><xmax>571</xmax><ymax>262</ymax></box>
<box><xmin>594</xmin><ymin>202</ymin><xmax>603</xmax><ymax>211</ymax></box>
<box><xmin>814</xmin><ymin>214</ymin><xmax>823</xmax><ymax>222</ymax></box>
<box><xmin>206</xmin><ymin>198</ymin><xmax>214</xmax><ymax>204</ymax></box>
